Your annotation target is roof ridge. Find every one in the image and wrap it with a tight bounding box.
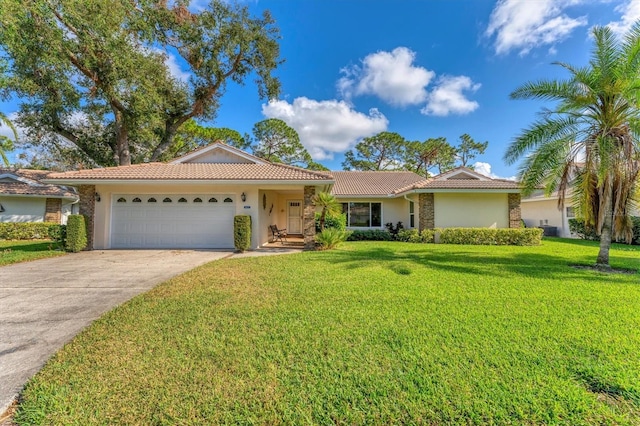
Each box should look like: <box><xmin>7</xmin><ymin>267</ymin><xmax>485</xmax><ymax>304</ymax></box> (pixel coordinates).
<box><xmin>268</xmin><ymin>161</ymin><xmax>333</xmax><ymax>179</ymax></box>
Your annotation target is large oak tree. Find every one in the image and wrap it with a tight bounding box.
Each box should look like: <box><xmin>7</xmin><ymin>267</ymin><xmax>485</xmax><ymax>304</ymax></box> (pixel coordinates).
<box><xmin>0</xmin><ymin>0</ymin><xmax>281</xmax><ymax>167</ymax></box>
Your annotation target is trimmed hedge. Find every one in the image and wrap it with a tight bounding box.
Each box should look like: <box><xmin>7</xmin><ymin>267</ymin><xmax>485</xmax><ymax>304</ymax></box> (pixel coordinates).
<box><xmin>348</xmin><ymin>227</ymin><xmax>541</xmax><ymax>245</ymax></box>
<box><xmin>396</xmin><ymin>228</ymin><xmax>436</xmax><ymax>244</ymax></box>
<box><xmin>0</xmin><ymin>222</ymin><xmax>64</xmax><ymax>241</ymax></box>
<box><xmin>65</xmin><ymin>215</ymin><xmax>87</xmax><ymax>252</ymax></box>
<box><xmin>439</xmin><ymin>228</ymin><xmax>543</xmax><ymax>246</ymax></box>
<box><xmin>234</xmin><ymin>215</ymin><xmax>252</xmax><ymax>252</ymax></box>
<box><xmin>347</xmin><ymin>229</ymin><xmax>393</xmax><ymax>241</ymax></box>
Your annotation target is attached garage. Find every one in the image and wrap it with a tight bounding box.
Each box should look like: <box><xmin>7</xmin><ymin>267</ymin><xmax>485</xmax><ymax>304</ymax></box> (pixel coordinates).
<box><xmin>110</xmin><ymin>194</ymin><xmax>235</xmax><ymax>249</ymax></box>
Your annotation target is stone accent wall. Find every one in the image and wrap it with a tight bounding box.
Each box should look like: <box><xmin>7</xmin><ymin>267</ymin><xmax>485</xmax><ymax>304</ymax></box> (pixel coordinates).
<box><xmin>418</xmin><ymin>193</ymin><xmax>435</xmax><ymax>230</ymax></box>
<box><xmin>78</xmin><ymin>185</ymin><xmax>96</xmax><ymax>250</ymax></box>
<box><xmin>508</xmin><ymin>193</ymin><xmax>521</xmax><ymax>228</ymax></box>
<box><xmin>303</xmin><ymin>186</ymin><xmax>316</xmax><ymax>250</ymax></box>
<box><xmin>44</xmin><ymin>198</ymin><xmax>62</xmax><ymax>223</ymax></box>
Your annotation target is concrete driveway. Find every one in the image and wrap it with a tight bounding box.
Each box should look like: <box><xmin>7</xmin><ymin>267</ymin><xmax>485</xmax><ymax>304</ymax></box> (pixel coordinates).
<box><xmin>0</xmin><ymin>249</ymin><xmax>236</xmax><ymax>417</ymax></box>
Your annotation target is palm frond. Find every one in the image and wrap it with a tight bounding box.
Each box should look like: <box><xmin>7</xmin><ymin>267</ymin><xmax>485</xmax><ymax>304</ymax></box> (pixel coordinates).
<box><xmin>504</xmin><ymin>116</ymin><xmax>578</xmax><ymax>165</ymax></box>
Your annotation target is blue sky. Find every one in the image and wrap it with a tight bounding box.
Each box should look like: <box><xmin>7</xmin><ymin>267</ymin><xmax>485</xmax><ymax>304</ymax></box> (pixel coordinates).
<box><xmin>2</xmin><ymin>0</ymin><xmax>639</xmax><ymax>178</ymax></box>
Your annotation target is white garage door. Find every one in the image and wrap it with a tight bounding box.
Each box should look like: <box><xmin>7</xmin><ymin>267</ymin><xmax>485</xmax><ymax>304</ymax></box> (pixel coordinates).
<box><xmin>111</xmin><ymin>194</ymin><xmax>235</xmax><ymax>249</ymax></box>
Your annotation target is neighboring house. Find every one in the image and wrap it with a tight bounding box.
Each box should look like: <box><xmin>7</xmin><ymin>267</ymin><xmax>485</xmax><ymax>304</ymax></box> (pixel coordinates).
<box><xmin>45</xmin><ymin>143</ymin><xmax>523</xmax><ymax>250</ymax></box>
<box><xmin>521</xmin><ymin>189</ymin><xmax>640</xmax><ymax>238</ymax></box>
<box><xmin>0</xmin><ymin>168</ymin><xmax>79</xmax><ymax>224</ymax></box>
<box><xmin>332</xmin><ymin>167</ymin><xmax>522</xmax><ymax>231</ymax></box>
<box><xmin>521</xmin><ymin>190</ymin><xmax>575</xmax><ymax>237</ymax></box>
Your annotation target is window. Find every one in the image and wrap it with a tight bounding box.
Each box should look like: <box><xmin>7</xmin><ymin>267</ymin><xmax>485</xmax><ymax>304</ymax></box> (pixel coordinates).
<box><xmin>193</xmin><ymin>198</ymin><xmax>202</xmax><ymax>203</ymax></box>
<box><xmin>147</xmin><ymin>197</ymin><xmax>157</xmax><ymax>203</ymax></box>
<box><xmin>223</xmin><ymin>197</ymin><xmax>233</xmax><ymax>203</ymax></box>
<box><xmin>209</xmin><ymin>197</ymin><xmax>218</xmax><ymax>203</ymax></box>
<box><xmin>566</xmin><ymin>207</ymin><xmax>575</xmax><ymax>218</ymax></box>
<box><xmin>132</xmin><ymin>197</ymin><xmax>141</xmax><ymax>203</ymax></box>
<box><xmin>117</xmin><ymin>197</ymin><xmax>126</xmax><ymax>203</ymax></box>
<box><xmin>163</xmin><ymin>197</ymin><xmax>172</xmax><ymax>203</ymax></box>
<box><xmin>178</xmin><ymin>197</ymin><xmax>187</xmax><ymax>203</ymax></box>
<box><xmin>409</xmin><ymin>201</ymin><xmax>415</xmax><ymax>228</ymax></box>
<box><xmin>342</xmin><ymin>202</ymin><xmax>382</xmax><ymax>227</ymax></box>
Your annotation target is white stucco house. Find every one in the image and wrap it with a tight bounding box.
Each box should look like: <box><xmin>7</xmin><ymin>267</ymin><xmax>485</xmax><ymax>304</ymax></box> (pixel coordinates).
<box><xmin>0</xmin><ymin>169</ymin><xmax>79</xmax><ymax>224</ymax></box>
<box><xmin>44</xmin><ymin>143</ymin><xmax>523</xmax><ymax>250</ymax></box>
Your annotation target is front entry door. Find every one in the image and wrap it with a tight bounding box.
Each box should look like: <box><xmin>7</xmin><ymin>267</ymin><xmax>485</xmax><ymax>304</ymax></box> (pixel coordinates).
<box><xmin>287</xmin><ymin>200</ymin><xmax>303</xmax><ymax>234</ymax></box>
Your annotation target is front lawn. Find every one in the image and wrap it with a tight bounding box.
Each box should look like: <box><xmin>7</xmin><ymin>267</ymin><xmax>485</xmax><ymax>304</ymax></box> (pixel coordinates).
<box><xmin>0</xmin><ymin>240</ymin><xmax>65</xmax><ymax>266</ymax></box>
<box><xmin>16</xmin><ymin>239</ymin><xmax>640</xmax><ymax>424</ymax></box>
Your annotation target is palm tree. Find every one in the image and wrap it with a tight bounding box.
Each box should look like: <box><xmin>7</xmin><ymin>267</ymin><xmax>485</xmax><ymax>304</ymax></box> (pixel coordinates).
<box><xmin>311</xmin><ymin>192</ymin><xmax>342</xmax><ymax>231</ymax></box>
<box><xmin>0</xmin><ymin>111</ymin><xmax>18</xmax><ymax>166</ymax></box>
<box><xmin>504</xmin><ymin>23</ymin><xmax>640</xmax><ymax>268</ymax></box>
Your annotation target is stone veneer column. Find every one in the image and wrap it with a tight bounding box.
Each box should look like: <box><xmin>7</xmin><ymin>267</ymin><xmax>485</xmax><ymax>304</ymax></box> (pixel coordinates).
<box><xmin>78</xmin><ymin>185</ymin><xmax>96</xmax><ymax>250</ymax></box>
<box><xmin>508</xmin><ymin>193</ymin><xmax>521</xmax><ymax>228</ymax></box>
<box><xmin>418</xmin><ymin>193</ymin><xmax>435</xmax><ymax>230</ymax></box>
<box><xmin>303</xmin><ymin>186</ymin><xmax>316</xmax><ymax>250</ymax></box>
<box><xmin>44</xmin><ymin>198</ymin><xmax>62</xmax><ymax>223</ymax></box>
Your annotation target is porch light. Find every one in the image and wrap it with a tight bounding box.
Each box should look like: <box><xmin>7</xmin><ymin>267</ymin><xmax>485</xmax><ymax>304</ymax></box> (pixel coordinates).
<box><xmin>241</xmin><ymin>192</ymin><xmax>246</xmax><ymax>202</ymax></box>
<box><xmin>95</xmin><ymin>192</ymin><xmax>101</xmax><ymax>202</ymax></box>
<box><xmin>0</xmin><ymin>203</ymin><xmax>4</xmax><ymax>212</ymax></box>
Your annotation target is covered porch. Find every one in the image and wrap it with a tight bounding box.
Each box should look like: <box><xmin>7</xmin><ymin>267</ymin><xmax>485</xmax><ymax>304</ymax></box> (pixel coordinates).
<box><xmin>256</xmin><ymin>185</ymin><xmax>319</xmax><ymax>249</ymax></box>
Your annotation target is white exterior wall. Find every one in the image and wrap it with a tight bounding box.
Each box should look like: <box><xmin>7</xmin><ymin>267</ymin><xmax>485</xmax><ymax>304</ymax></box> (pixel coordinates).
<box><xmin>92</xmin><ymin>183</ymin><xmax>315</xmax><ymax>249</ymax></box>
<box><xmin>521</xmin><ymin>199</ymin><xmax>570</xmax><ymax>237</ymax></box>
<box><xmin>0</xmin><ymin>197</ymin><xmax>46</xmax><ymax>222</ymax></box>
<box><xmin>434</xmin><ymin>193</ymin><xmax>508</xmax><ymax>228</ymax></box>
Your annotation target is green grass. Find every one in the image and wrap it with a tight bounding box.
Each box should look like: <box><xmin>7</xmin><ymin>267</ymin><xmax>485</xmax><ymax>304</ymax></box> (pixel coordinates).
<box><xmin>0</xmin><ymin>240</ymin><xmax>65</xmax><ymax>266</ymax></box>
<box><xmin>15</xmin><ymin>239</ymin><xmax>640</xmax><ymax>425</ymax></box>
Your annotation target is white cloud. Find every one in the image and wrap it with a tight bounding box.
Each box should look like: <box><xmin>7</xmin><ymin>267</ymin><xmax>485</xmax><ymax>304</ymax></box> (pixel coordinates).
<box><xmin>473</xmin><ymin>161</ymin><xmax>517</xmax><ymax>181</ymax></box>
<box><xmin>338</xmin><ymin>47</ymin><xmax>434</xmax><ymax>106</ymax></box>
<box><xmin>421</xmin><ymin>76</ymin><xmax>481</xmax><ymax>116</ymax></box>
<box><xmin>338</xmin><ymin>47</ymin><xmax>480</xmax><ymax>117</ymax></box>
<box><xmin>485</xmin><ymin>0</ymin><xmax>588</xmax><ymax>55</ymax></box>
<box><xmin>606</xmin><ymin>0</ymin><xmax>640</xmax><ymax>37</ymax></box>
<box><xmin>262</xmin><ymin>97</ymin><xmax>388</xmax><ymax>160</ymax></box>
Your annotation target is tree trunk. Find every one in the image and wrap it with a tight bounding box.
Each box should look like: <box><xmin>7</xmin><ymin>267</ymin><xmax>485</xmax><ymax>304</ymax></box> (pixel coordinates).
<box><xmin>151</xmin><ymin>116</ymin><xmax>191</xmax><ymax>162</ymax></box>
<box><xmin>596</xmin><ymin>183</ymin><xmax>613</xmax><ymax>268</ymax></box>
<box><xmin>113</xmin><ymin>110</ymin><xmax>131</xmax><ymax>166</ymax></box>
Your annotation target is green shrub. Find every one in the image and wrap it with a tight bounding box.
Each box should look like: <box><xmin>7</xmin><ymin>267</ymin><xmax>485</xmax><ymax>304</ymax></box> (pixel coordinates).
<box><xmin>315</xmin><ymin>228</ymin><xmax>352</xmax><ymax>250</ymax></box>
<box><xmin>568</xmin><ymin>218</ymin><xmax>599</xmax><ymax>241</ymax></box>
<box><xmin>439</xmin><ymin>228</ymin><xmax>543</xmax><ymax>246</ymax></box>
<box><xmin>0</xmin><ymin>222</ymin><xmax>64</xmax><ymax>240</ymax></box>
<box><xmin>48</xmin><ymin>224</ymin><xmax>66</xmax><ymax>249</ymax></box>
<box><xmin>632</xmin><ymin>217</ymin><xmax>640</xmax><ymax>245</ymax></box>
<box><xmin>65</xmin><ymin>215</ymin><xmax>87</xmax><ymax>252</ymax></box>
<box><xmin>315</xmin><ymin>211</ymin><xmax>346</xmax><ymax>232</ymax></box>
<box><xmin>396</xmin><ymin>228</ymin><xmax>436</xmax><ymax>243</ymax></box>
<box><xmin>347</xmin><ymin>229</ymin><xmax>393</xmax><ymax>241</ymax></box>
<box><xmin>569</xmin><ymin>217</ymin><xmax>640</xmax><ymax>245</ymax></box>
<box><xmin>385</xmin><ymin>221</ymin><xmax>404</xmax><ymax>239</ymax></box>
<box><xmin>234</xmin><ymin>215</ymin><xmax>252</xmax><ymax>252</ymax></box>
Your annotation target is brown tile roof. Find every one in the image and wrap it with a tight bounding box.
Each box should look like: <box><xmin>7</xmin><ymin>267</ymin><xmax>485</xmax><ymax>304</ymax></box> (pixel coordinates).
<box><xmin>416</xmin><ymin>179</ymin><xmax>521</xmax><ymax>190</ymax></box>
<box><xmin>331</xmin><ymin>171</ymin><xmax>427</xmax><ymax>196</ymax></box>
<box><xmin>45</xmin><ymin>162</ymin><xmax>333</xmax><ymax>182</ymax></box>
<box><xmin>0</xmin><ymin>169</ymin><xmax>78</xmax><ymax>199</ymax></box>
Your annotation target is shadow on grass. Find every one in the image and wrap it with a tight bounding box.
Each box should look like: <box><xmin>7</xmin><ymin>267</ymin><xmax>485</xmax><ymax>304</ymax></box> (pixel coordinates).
<box><xmin>317</xmin><ymin>243</ymin><xmax>638</xmax><ymax>284</ymax></box>
<box><xmin>0</xmin><ymin>240</ymin><xmax>61</xmax><ymax>252</ymax></box>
